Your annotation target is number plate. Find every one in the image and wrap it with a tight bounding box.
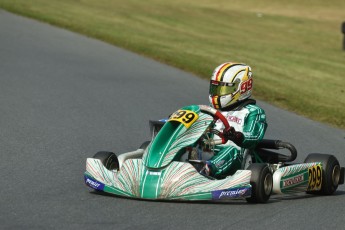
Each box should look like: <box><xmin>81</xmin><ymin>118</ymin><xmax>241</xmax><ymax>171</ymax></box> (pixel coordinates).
<box><xmin>307</xmin><ymin>164</ymin><xmax>322</xmax><ymax>191</ymax></box>
<box><xmin>168</xmin><ymin>110</ymin><xmax>198</xmax><ymax>128</ymax></box>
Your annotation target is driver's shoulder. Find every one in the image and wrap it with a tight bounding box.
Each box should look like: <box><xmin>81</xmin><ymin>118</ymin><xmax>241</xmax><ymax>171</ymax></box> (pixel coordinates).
<box><xmin>244</xmin><ymin>103</ymin><xmax>265</xmax><ymax>115</ymax></box>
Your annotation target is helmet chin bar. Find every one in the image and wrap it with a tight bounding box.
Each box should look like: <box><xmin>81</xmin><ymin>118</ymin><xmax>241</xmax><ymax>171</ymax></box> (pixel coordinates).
<box><xmin>199</xmin><ymin>105</ymin><xmax>231</xmax><ymax>144</ymax></box>
<box><xmin>209</xmin><ymin>93</ymin><xmax>238</xmax><ymax>110</ymax></box>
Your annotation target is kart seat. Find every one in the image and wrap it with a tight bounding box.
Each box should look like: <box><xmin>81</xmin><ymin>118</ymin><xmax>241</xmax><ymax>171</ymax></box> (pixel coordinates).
<box><xmin>255</xmin><ymin>139</ymin><xmax>297</xmax><ymax>163</ymax></box>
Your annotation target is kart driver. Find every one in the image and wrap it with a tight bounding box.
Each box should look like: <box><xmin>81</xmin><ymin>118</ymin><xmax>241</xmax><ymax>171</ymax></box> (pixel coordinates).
<box><xmin>204</xmin><ymin>62</ymin><xmax>267</xmax><ymax>178</ymax></box>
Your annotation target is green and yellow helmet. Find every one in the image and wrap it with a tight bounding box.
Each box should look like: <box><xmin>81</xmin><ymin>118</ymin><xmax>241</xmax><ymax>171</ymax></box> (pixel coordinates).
<box><xmin>209</xmin><ymin>62</ymin><xmax>253</xmax><ymax>110</ymax></box>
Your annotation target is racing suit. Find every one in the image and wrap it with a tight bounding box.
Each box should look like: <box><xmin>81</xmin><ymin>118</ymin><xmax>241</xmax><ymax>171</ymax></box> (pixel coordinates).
<box><xmin>207</xmin><ymin>99</ymin><xmax>267</xmax><ymax>178</ymax></box>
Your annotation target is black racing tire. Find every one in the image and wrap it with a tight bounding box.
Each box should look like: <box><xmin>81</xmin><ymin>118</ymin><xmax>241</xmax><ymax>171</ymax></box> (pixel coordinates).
<box><xmin>246</xmin><ymin>163</ymin><xmax>273</xmax><ymax>203</ymax></box>
<box><xmin>93</xmin><ymin>151</ymin><xmax>119</xmax><ymax>171</ymax></box>
<box><xmin>304</xmin><ymin>153</ymin><xmax>341</xmax><ymax>195</ymax></box>
<box><xmin>139</xmin><ymin>141</ymin><xmax>151</xmax><ymax>150</ymax></box>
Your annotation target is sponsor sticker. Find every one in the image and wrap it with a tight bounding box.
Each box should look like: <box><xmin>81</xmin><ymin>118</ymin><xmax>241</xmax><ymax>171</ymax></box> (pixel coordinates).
<box><xmin>212</xmin><ymin>187</ymin><xmax>251</xmax><ymax>200</ymax></box>
<box><xmin>85</xmin><ymin>176</ymin><xmax>105</xmax><ymax>191</ymax></box>
<box><xmin>226</xmin><ymin>115</ymin><xmax>242</xmax><ymax>124</ymax></box>
<box><xmin>282</xmin><ymin>174</ymin><xmax>304</xmax><ymax>188</ymax></box>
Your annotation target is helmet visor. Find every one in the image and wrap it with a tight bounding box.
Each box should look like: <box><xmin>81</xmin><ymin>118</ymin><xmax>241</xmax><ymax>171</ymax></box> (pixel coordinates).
<box><xmin>209</xmin><ymin>80</ymin><xmax>238</xmax><ymax>96</ymax></box>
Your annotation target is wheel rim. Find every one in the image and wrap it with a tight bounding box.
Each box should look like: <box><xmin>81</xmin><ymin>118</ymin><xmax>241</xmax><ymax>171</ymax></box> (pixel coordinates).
<box><xmin>332</xmin><ymin>165</ymin><xmax>341</xmax><ymax>186</ymax></box>
<box><xmin>264</xmin><ymin>173</ymin><xmax>273</xmax><ymax>196</ymax></box>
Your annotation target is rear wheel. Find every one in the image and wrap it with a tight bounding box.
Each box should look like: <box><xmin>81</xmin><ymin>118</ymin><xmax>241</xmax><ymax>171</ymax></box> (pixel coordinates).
<box><xmin>93</xmin><ymin>151</ymin><xmax>119</xmax><ymax>171</ymax></box>
<box><xmin>246</xmin><ymin>163</ymin><xmax>272</xmax><ymax>203</ymax></box>
<box><xmin>304</xmin><ymin>153</ymin><xmax>341</xmax><ymax>195</ymax></box>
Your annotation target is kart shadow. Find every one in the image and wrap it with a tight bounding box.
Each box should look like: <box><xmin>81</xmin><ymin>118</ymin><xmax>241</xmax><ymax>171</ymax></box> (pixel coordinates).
<box><xmin>90</xmin><ymin>190</ymin><xmax>253</xmax><ymax>205</ymax></box>
<box><xmin>269</xmin><ymin>189</ymin><xmax>345</xmax><ymax>202</ymax></box>
<box><xmin>89</xmin><ymin>189</ymin><xmax>345</xmax><ymax>205</ymax></box>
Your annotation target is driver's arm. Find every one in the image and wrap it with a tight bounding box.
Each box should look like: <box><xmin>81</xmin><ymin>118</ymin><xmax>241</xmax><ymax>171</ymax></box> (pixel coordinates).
<box><xmin>224</xmin><ymin>107</ymin><xmax>267</xmax><ymax>148</ymax></box>
<box><xmin>240</xmin><ymin>108</ymin><xmax>267</xmax><ymax>149</ymax></box>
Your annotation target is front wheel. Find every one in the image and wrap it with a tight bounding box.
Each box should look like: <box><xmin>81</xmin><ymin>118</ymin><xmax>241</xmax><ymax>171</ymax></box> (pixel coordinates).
<box><xmin>93</xmin><ymin>151</ymin><xmax>119</xmax><ymax>171</ymax></box>
<box><xmin>304</xmin><ymin>153</ymin><xmax>341</xmax><ymax>195</ymax></box>
<box><xmin>246</xmin><ymin>163</ymin><xmax>273</xmax><ymax>203</ymax></box>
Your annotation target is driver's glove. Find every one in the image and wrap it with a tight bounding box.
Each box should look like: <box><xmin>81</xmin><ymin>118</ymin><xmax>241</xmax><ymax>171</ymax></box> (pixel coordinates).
<box><xmin>223</xmin><ymin>127</ymin><xmax>244</xmax><ymax>146</ymax></box>
<box><xmin>200</xmin><ymin>161</ymin><xmax>212</xmax><ymax>177</ymax></box>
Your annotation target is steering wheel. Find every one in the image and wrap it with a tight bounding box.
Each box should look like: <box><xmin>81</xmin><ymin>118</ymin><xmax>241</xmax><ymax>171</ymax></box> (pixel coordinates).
<box><xmin>199</xmin><ymin>105</ymin><xmax>231</xmax><ymax>144</ymax></box>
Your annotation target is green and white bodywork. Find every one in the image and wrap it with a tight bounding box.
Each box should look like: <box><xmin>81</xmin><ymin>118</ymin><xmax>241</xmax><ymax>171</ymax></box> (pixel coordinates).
<box><xmin>84</xmin><ymin>105</ymin><xmax>344</xmax><ymax>201</ymax></box>
<box><xmin>85</xmin><ymin>105</ymin><xmax>252</xmax><ymax>200</ymax></box>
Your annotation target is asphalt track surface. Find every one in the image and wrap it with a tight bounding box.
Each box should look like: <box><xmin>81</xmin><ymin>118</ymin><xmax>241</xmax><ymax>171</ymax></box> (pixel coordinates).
<box><xmin>1</xmin><ymin>10</ymin><xmax>345</xmax><ymax>230</ymax></box>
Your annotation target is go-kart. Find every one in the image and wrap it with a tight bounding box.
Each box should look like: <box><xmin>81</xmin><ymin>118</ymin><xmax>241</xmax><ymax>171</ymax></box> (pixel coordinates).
<box><xmin>84</xmin><ymin>105</ymin><xmax>344</xmax><ymax>203</ymax></box>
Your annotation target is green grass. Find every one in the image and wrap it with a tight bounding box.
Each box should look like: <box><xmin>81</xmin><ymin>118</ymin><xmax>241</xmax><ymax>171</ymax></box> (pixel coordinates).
<box><xmin>1</xmin><ymin>0</ymin><xmax>344</xmax><ymax>128</ymax></box>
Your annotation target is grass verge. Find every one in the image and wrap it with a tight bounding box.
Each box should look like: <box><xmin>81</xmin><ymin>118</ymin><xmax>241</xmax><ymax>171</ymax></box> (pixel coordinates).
<box><xmin>1</xmin><ymin>0</ymin><xmax>344</xmax><ymax>129</ymax></box>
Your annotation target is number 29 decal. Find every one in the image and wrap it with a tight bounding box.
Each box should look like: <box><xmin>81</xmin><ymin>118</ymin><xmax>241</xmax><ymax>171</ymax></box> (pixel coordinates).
<box><xmin>168</xmin><ymin>110</ymin><xmax>198</xmax><ymax>128</ymax></box>
<box><xmin>307</xmin><ymin>164</ymin><xmax>322</xmax><ymax>191</ymax></box>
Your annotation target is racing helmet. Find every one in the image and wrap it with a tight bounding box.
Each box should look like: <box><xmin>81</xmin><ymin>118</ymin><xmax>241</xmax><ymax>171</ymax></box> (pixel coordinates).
<box><xmin>209</xmin><ymin>62</ymin><xmax>253</xmax><ymax>110</ymax></box>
